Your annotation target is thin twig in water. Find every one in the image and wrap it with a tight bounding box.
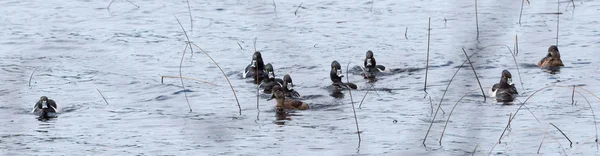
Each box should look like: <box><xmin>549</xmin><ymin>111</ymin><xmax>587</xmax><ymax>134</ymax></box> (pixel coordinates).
<box><xmin>404</xmin><ymin>27</ymin><xmax>408</xmax><ymax>40</ymax></box>
<box><xmin>556</xmin><ymin>0</ymin><xmax>560</xmax><ymax>46</ymax></box>
<box><xmin>272</xmin><ymin>0</ymin><xmax>277</xmax><ymax>13</ymax></box>
<box><xmin>519</xmin><ymin>0</ymin><xmax>525</xmax><ymax>25</ymax></box>
<box><xmin>346</xmin><ymin>62</ymin><xmax>361</xmax><ymax>143</ymax></box>
<box><xmin>550</xmin><ymin>123</ymin><xmax>573</xmax><ymax>147</ymax></box>
<box><xmin>429</xmin><ymin>96</ymin><xmax>433</xmax><ymax>116</ymax></box>
<box><xmin>178</xmin><ymin>43</ymin><xmax>192</xmax><ymax>112</ymax></box>
<box><xmin>186</xmin><ymin>0</ymin><xmax>193</xmax><ymax>34</ymax></box>
<box><xmin>479</xmin><ymin>44</ymin><xmax>524</xmax><ymax>91</ymax></box>
<box><xmin>462</xmin><ymin>48</ymin><xmax>486</xmax><ymax>101</ymax></box>
<box><xmin>424</xmin><ymin>17</ymin><xmax>431</xmax><ymax>96</ymax></box>
<box><xmin>475</xmin><ymin>0</ymin><xmax>479</xmax><ymax>39</ymax></box>
<box><xmin>161</xmin><ymin>76</ymin><xmax>216</xmax><ymax>86</ymax></box>
<box><xmin>514</xmin><ymin>99</ymin><xmax>541</xmax><ymax>123</ymax></box>
<box><xmin>256</xmin><ymin>50</ymin><xmax>260</xmax><ymax>121</ymax></box>
<box><xmin>572</xmin><ymin>85</ymin><xmax>576</xmax><ymax>105</ymax></box>
<box><xmin>294</xmin><ymin>2</ymin><xmax>303</xmax><ymax>16</ymax></box>
<box><xmin>424</xmin><ymin>50</ymin><xmax>471</xmax><ymax>146</ymax></box>
<box><xmin>358</xmin><ymin>81</ymin><xmax>377</xmax><ymax>109</ymax></box>
<box><xmin>107</xmin><ymin>0</ymin><xmax>139</xmax><ymax>9</ymax></box>
<box><xmin>574</xmin><ymin>89</ymin><xmax>598</xmax><ymax>149</ymax></box>
<box><xmin>190</xmin><ymin>43</ymin><xmax>242</xmax><ymax>115</ymax></box>
<box><xmin>29</xmin><ymin>67</ymin><xmax>38</xmax><ymax>88</ymax></box>
<box><xmin>175</xmin><ymin>16</ymin><xmax>194</xmax><ymax>56</ymax></box>
<box><xmin>97</xmin><ymin>89</ymin><xmax>109</xmax><ymax>105</ymax></box>
<box><xmin>253</xmin><ymin>37</ymin><xmax>258</xmax><ymax>52</ymax></box>
<box><xmin>537</xmin><ymin>124</ymin><xmax>551</xmax><ymax>154</ymax></box>
<box><xmin>515</xmin><ymin>34</ymin><xmax>520</xmax><ymax>55</ymax></box>
<box><xmin>499</xmin><ymin>85</ymin><xmax>555</xmax><ymax>143</ymax></box>
<box><xmin>237</xmin><ymin>42</ymin><xmax>243</xmax><ymax>50</ymax></box>
<box><xmin>471</xmin><ymin>144</ymin><xmax>479</xmax><ymax>156</ymax></box>
<box><xmin>439</xmin><ymin>89</ymin><xmax>478</xmax><ymax>145</ymax></box>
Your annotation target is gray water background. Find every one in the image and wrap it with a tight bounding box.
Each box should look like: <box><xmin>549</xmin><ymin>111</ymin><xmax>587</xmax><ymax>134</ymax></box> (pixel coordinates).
<box><xmin>1</xmin><ymin>0</ymin><xmax>600</xmax><ymax>155</ymax></box>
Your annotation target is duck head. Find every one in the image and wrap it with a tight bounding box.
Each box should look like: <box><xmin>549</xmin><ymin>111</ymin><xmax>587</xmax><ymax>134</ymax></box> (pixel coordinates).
<box><xmin>500</xmin><ymin>70</ymin><xmax>513</xmax><ymax>87</ymax></box>
<box><xmin>39</xmin><ymin>96</ymin><xmax>49</xmax><ymax>109</ymax></box>
<box><xmin>547</xmin><ymin>45</ymin><xmax>560</xmax><ymax>59</ymax></box>
<box><xmin>283</xmin><ymin>74</ymin><xmax>294</xmax><ymax>91</ymax></box>
<box><xmin>330</xmin><ymin>61</ymin><xmax>344</xmax><ymax>83</ymax></box>
<box><xmin>265</xmin><ymin>63</ymin><xmax>275</xmax><ymax>80</ymax></box>
<box><xmin>365</xmin><ymin>50</ymin><xmax>375</xmax><ymax>67</ymax></box>
<box><xmin>272</xmin><ymin>85</ymin><xmax>286</xmax><ymax>112</ymax></box>
<box><xmin>251</xmin><ymin>52</ymin><xmax>265</xmax><ymax>69</ymax></box>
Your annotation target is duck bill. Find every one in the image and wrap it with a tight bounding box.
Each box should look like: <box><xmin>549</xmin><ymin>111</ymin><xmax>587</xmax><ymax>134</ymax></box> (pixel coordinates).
<box><xmin>41</xmin><ymin>100</ymin><xmax>48</xmax><ymax>109</ymax></box>
<box><xmin>286</xmin><ymin>82</ymin><xmax>293</xmax><ymax>90</ymax></box>
<box><xmin>336</xmin><ymin>69</ymin><xmax>344</xmax><ymax>77</ymax></box>
<box><xmin>268</xmin><ymin>71</ymin><xmax>275</xmax><ymax>79</ymax></box>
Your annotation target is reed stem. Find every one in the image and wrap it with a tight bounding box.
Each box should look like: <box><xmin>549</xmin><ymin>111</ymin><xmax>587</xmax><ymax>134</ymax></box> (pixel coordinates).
<box><xmin>346</xmin><ymin>62</ymin><xmax>361</xmax><ymax>143</ymax></box>
<box><xmin>97</xmin><ymin>88</ymin><xmax>109</xmax><ymax>105</ymax></box>
<box><xmin>424</xmin><ymin>17</ymin><xmax>431</xmax><ymax>95</ymax></box>
<box><xmin>461</xmin><ymin>48</ymin><xmax>486</xmax><ymax>102</ymax></box>
<box><xmin>190</xmin><ymin>43</ymin><xmax>242</xmax><ymax>115</ymax></box>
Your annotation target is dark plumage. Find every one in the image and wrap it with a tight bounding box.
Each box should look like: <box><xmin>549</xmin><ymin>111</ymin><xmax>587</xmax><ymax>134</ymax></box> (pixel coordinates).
<box><xmin>243</xmin><ymin>52</ymin><xmax>267</xmax><ymax>84</ymax></box>
<box><xmin>32</xmin><ymin>96</ymin><xmax>58</xmax><ymax>118</ymax></box>
<box><xmin>330</xmin><ymin>61</ymin><xmax>357</xmax><ymax>97</ymax></box>
<box><xmin>538</xmin><ymin>45</ymin><xmax>564</xmax><ymax>68</ymax></box>
<box><xmin>489</xmin><ymin>70</ymin><xmax>518</xmax><ymax>102</ymax></box>
<box><xmin>262</xmin><ymin>63</ymin><xmax>284</xmax><ymax>94</ymax></box>
<box><xmin>363</xmin><ymin>50</ymin><xmax>386</xmax><ymax>80</ymax></box>
<box><xmin>282</xmin><ymin>74</ymin><xmax>300</xmax><ymax>98</ymax></box>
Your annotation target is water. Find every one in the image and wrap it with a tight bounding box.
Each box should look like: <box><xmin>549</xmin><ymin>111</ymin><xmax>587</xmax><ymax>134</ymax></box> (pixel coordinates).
<box><xmin>1</xmin><ymin>0</ymin><xmax>600</xmax><ymax>155</ymax></box>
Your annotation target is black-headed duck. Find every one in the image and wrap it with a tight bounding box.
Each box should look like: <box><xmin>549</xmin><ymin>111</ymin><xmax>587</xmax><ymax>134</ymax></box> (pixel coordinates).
<box><xmin>32</xmin><ymin>96</ymin><xmax>58</xmax><ymax>118</ymax></box>
<box><xmin>538</xmin><ymin>45</ymin><xmax>564</xmax><ymax>68</ymax></box>
<box><xmin>272</xmin><ymin>85</ymin><xmax>309</xmax><ymax>112</ymax></box>
<box><xmin>363</xmin><ymin>50</ymin><xmax>386</xmax><ymax>80</ymax></box>
<box><xmin>489</xmin><ymin>70</ymin><xmax>518</xmax><ymax>102</ymax></box>
<box><xmin>330</xmin><ymin>61</ymin><xmax>358</xmax><ymax>97</ymax></box>
<box><xmin>282</xmin><ymin>74</ymin><xmax>301</xmax><ymax>98</ymax></box>
<box><xmin>262</xmin><ymin>63</ymin><xmax>284</xmax><ymax>93</ymax></box>
<box><xmin>331</xmin><ymin>61</ymin><xmax>358</xmax><ymax>89</ymax></box>
<box><xmin>243</xmin><ymin>52</ymin><xmax>267</xmax><ymax>83</ymax></box>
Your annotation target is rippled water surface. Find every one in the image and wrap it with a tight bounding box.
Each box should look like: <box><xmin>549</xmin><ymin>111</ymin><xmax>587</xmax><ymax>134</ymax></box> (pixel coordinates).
<box><xmin>2</xmin><ymin>0</ymin><xmax>600</xmax><ymax>155</ymax></box>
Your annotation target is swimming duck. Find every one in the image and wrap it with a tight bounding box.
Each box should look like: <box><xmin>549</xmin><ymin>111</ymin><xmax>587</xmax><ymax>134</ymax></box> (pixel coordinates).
<box><xmin>272</xmin><ymin>85</ymin><xmax>309</xmax><ymax>112</ymax></box>
<box><xmin>243</xmin><ymin>52</ymin><xmax>267</xmax><ymax>84</ymax></box>
<box><xmin>282</xmin><ymin>74</ymin><xmax>301</xmax><ymax>98</ymax></box>
<box><xmin>31</xmin><ymin>96</ymin><xmax>58</xmax><ymax>118</ymax></box>
<box><xmin>262</xmin><ymin>63</ymin><xmax>284</xmax><ymax>94</ymax></box>
<box><xmin>538</xmin><ymin>45</ymin><xmax>564</xmax><ymax>68</ymax></box>
<box><xmin>330</xmin><ymin>61</ymin><xmax>358</xmax><ymax>97</ymax></box>
<box><xmin>489</xmin><ymin>70</ymin><xmax>518</xmax><ymax>102</ymax></box>
<box><xmin>363</xmin><ymin>50</ymin><xmax>386</xmax><ymax>80</ymax></box>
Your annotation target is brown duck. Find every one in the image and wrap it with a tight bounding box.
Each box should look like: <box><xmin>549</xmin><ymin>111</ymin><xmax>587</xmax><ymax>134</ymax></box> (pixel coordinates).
<box><xmin>538</xmin><ymin>45</ymin><xmax>564</xmax><ymax>68</ymax></box>
<box><xmin>272</xmin><ymin>85</ymin><xmax>309</xmax><ymax>111</ymax></box>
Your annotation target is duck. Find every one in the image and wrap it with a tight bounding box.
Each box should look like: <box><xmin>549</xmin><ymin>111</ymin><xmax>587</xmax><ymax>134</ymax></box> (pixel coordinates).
<box><xmin>243</xmin><ymin>51</ymin><xmax>267</xmax><ymax>84</ymax></box>
<box><xmin>282</xmin><ymin>74</ymin><xmax>301</xmax><ymax>98</ymax></box>
<box><xmin>538</xmin><ymin>45</ymin><xmax>564</xmax><ymax>68</ymax></box>
<box><xmin>31</xmin><ymin>96</ymin><xmax>58</xmax><ymax>119</ymax></box>
<box><xmin>272</xmin><ymin>85</ymin><xmax>309</xmax><ymax>112</ymax></box>
<box><xmin>489</xmin><ymin>70</ymin><xmax>518</xmax><ymax>102</ymax></box>
<box><xmin>330</xmin><ymin>61</ymin><xmax>358</xmax><ymax>97</ymax></box>
<box><xmin>363</xmin><ymin>50</ymin><xmax>386</xmax><ymax>80</ymax></box>
<box><xmin>261</xmin><ymin>63</ymin><xmax>284</xmax><ymax>94</ymax></box>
